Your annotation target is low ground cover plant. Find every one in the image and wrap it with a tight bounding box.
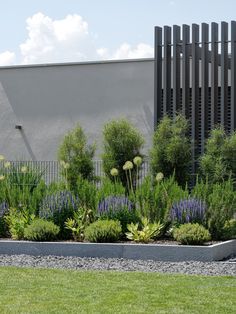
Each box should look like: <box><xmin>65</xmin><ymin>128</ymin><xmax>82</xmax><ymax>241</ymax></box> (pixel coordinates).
<box><xmin>24</xmin><ymin>219</ymin><xmax>59</xmax><ymax>241</ymax></box>
<box><xmin>173</xmin><ymin>223</ymin><xmax>211</xmax><ymax>245</ymax></box>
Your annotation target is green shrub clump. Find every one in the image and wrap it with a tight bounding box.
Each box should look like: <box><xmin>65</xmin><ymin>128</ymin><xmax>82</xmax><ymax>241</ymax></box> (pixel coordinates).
<box><xmin>84</xmin><ymin>219</ymin><xmax>122</xmax><ymax>243</ymax></box>
<box><xmin>173</xmin><ymin>223</ymin><xmax>211</xmax><ymax>245</ymax></box>
<box><xmin>58</xmin><ymin>123</ymin><xmax>95</xmax><ymax>189</ymax></box>
<box><xmin>24</xmin><ymin>219</ymin><xmax>59</xmax><ymax>241</ymax></box>
<box><xmin>150</xmin><ymin>115</ymin><xmax>191</xmax><ymax>187</ymax></box>
<box><xmin>199</xmin><ymin>127</ymin><xmax>236</xmax><ymax>183</ymax></box>
<box><xmin>222</xmin><ymin>219</ymin><xmax>236</xmax><ymax>240</ymax></box>
<box><xmin>102</xmin><ymin>118</ymin><xmax>144</xmax><ymax>187</ymax></box>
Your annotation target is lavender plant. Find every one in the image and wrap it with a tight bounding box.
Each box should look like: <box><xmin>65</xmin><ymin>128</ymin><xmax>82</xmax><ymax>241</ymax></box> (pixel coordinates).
<box><xmin>170</xmin><ymin>198</ymin><xmax>207</xmax><ymax>226</ymax></box>
<box><xmin>39</xmin><ymin>190</ymin><xmax>79</xmax><ymax>238</ymax></box>
<box><xmin>97</xmin><ymin>195</ymin><xmax>138</xmax><ymax>235</ymax></box>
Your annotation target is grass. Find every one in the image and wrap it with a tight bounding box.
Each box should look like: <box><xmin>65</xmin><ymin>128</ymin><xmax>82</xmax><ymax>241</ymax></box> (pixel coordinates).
<box><xmin>0</xmin><ymin>267</ymin><xmax>235</xmax><ymax>314</ymax></box>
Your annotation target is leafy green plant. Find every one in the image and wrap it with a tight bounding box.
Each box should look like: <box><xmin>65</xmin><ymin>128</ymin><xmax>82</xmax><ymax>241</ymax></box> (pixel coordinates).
<box><xmin>150</xmin><ymin>115</ymin><xmax>191</xmax><ymax>186</ymax></box>
<box><xmin>84</xmin><ymin>219</ymin><xmax>122</xmax><ymax>243</ymax></box>
<box><xmin>126</xmin><ymin>217</ymin><xmax>163</xmax><ymax>243</ymax></box>
<box><xmin>97</xmin><ymin>177</ymin><xmax>125</xmax><ymax>200</ymax></box>
<box><xmin>4</xmin><ymin>207</ymin><xmax>35</xmax><ymax>240</ymax></box>
<box><xmin>102</xmin><ymin>118</ymin><xmax>144</xmax><ymax>187</ymax></box>
<box><xmin>199</xmin><ymin>127</ymin><xmax>236</xmax><ymax>183</ymax></box>
<box><xmin>222</xmin><ymin>219</ymin><xmax>236</xmax><ymax>240</ymax></box>
<box><xmin>58</xmin><ymin>123</ymin><xmax>95</xmax><ymax>189</ymax></box>
<box><xmin>207</xmin><ymin>179</ymin><xmax>236</xmax><ymax>240</ymax></box>
<box><xmin>133</xmin><ymin>174</ymin><xmax>188</xmax><ymax>224</ymax></box>
<box><xmin>173</xmin><ymin>223</ymin><xmax>211</xmax><ymax>245</ymax></box>
<box><xmin>65</xmin><ymin>206</ymin><xmax>94</xmax><ymax>241</ymax></box>
<box><xmin>76</xmin><ymin>176</ymin><xmax>98</xmax><ymax>211</ymax></box>
<box><xmin>24</xmin><ymin>219</ymin><xmax>59</xmax><ymax>241</ymax></box>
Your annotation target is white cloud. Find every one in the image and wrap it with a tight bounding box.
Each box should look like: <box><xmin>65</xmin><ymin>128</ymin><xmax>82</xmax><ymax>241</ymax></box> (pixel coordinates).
<box><xmin>20</xmin><ymin>12</ymin><xmax>98</xmax><ymax>64</ymax></box>
<box><xmin>0</xmin><ymin>51</ymin><xmax>16</xmax><ymax>66</ymax></box>
<box><xmin>112</xmin><ymin>43</ymin><xmax>154</xmax><ymax>59</ymax></box>
<box><xmin>0</xmin><ymin>12</ymin><xmax>154</xmax><ymax>66</ymax></box>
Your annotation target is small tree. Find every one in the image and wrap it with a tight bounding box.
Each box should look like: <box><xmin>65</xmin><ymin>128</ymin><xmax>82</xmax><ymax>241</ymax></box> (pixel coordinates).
<box><xmin>150</xmin><ymin>115</ymin><xmax>191</xmax><ymax>186</ymax></box>
<box><xmin>102</xmin><ymin>118</ymin><xmax>144</xmax><ymax>187</ymax></box>
<box><xmin>199</xmin><ymin>127</ymin><xmax>236</xmax><ymax>183</ymax></box>
<box><xmin>58</xmin><ymin>124</ymin><xmax>95</xmax><ymax>189</ymax></box>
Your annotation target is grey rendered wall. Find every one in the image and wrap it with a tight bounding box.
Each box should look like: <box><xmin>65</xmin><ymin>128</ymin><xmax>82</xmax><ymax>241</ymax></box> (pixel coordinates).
<box><xmin>0</xmin><ymin>59</ymin><xmax>154</xmax><ymax>160</ymax></box>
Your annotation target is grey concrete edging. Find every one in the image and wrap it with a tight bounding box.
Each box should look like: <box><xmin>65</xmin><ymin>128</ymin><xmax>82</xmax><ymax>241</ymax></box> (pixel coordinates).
<box><xmin>0</xmin><ymin>239</ymin><xmax>235</xmax><ymax>262</ymax></box>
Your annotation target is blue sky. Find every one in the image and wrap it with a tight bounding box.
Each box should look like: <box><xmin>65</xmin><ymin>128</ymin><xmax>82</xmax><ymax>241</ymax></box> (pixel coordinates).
<box><xmin>1</xmin><ymin>0</ymin><xmax>236</xmax><ymax>65</ymax></box>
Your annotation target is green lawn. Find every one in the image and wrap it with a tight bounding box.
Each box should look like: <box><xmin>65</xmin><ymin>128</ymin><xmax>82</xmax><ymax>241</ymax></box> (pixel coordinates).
<box><xmin>0</xmin><ymin>267</ymin><xmax>235</xmax><ymax>314</ymax></box>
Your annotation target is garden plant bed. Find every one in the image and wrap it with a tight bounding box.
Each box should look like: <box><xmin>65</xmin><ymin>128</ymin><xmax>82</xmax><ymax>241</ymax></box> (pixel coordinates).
<box><xmin>0</xmin><ymin>239</ymin><xmax>235</xmax><ymax>262</ymax></box>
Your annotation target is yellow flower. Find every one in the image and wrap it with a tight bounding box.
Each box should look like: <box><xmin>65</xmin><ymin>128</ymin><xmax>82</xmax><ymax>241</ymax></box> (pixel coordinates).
<box><xmin>110</xmin><ymin>168</ymin><xmax>119</xmax><ymax>176</ymax></box>
<box><xmin>0</xmin><ymin>175</ymin><xmax>5</xmax><ymax>181</ymax></box>
<box><xmin>123</xmin><ymin>161</ymin><xmax>133</xmax><ymax>171</ymax></box>
<box><xmin>133</xmin><ymin>156</ymin><xmax>142</xmax><ymax>166</ymax></box>
<box><xmin>156</xmin><ymin>172</ymin><xmax>164</xmax><ymax>182</ymax></box>
<box><xmin>4</xmin><ymin>161</ymin><xmax>11</xmax><ymax>168</ymax></box>
<box><xmin>21</xmin><ymin>166</ymin><xmax>27</xmax><ymax>173</ymax></box>
<box><xmin>0</xmin><ymin>155</ymin><xmax>5</xmax><ymax>161</ymax></box>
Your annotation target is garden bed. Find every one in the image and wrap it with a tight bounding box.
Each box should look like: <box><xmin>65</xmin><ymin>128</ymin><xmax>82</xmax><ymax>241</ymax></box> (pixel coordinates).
<box><xmin>0</xmin><ymin>239</ymin><xmax>235</xmax><ymax>262</ymax></box>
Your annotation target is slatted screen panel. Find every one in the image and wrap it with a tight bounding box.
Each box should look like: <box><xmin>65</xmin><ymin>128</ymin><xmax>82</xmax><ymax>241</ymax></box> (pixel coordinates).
<box><xmin>154</xmin><ymin>22</ymin><xmax>236</xmax><ymax>165</ymax></box>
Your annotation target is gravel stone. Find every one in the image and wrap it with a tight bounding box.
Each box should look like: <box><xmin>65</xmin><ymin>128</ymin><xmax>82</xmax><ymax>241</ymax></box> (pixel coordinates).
<box><xmin>0</xmin><ymin>254</ymin><xmax>235</xmax><ymax>276</ymax></box>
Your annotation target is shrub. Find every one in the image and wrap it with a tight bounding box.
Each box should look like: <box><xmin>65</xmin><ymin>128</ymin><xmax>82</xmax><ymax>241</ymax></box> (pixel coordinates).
<box><xmin>39</xmin><ymin>190</ymin><xmax>79</xmax><ymax>239</ymax></box>
<box><xmin>222</xmin><ymin>219</ymin><xmax>236</xmax><ymax>240</ymax></box>
<box><xmin>102</xmin><ymin>119</ymin><xmax>144</xmax><ymax>187</ymax></box>
<box><xmin>24</xmin><ymin>219</ymin><xmax>59</xmax><ymax>241</ymax></box>
<box><xmin>58</xmin><ymin>124</ymin><xmax>95</xmax><ymax>189</ymax></box>
<box><xmin>207</xmin><ymin>179</ymin><xmax>236</xmax><ymax>240</ymax></box>
<box><xmin>134</xmin><ymin>174</ymin><xmax>188</xmax><ymax>224</ymax></box>
<box><xmin>126</xmin><ymin>217</ymin><xmax>163</xmax><ymax>243</ymax></box>
<box><xmin>0</xmin><ymin>201</ymin><xmax>9</xmax><ymax>237</ymax></box>
<box><xmin>4</xmin><ymin>207</ymin><xmax>35</xmax><ymax>240</ymax></box>
<box><xmin>170</xmin><ymin>198</ymin><xmax>207</xmax><ymax>226</ymax></box>
<box><xmin>150</xmin><ymin>115</ymin><xmax>191</xmax><ymax>186</ymax></box>
<box><xmin>97</xmin><ymin>178</ymin><xmax>126</xmax><ymax>200</ymax></box>
<box><xmin>97</xmin><ymin>195</ymin><xmax>137</xmax><ymax>234</ymax></box>
<box><xmin>84</xmin><ymin>219</ymin><xmax>122</xmax><ymax>243</ymax></box>
<box><xmin>173</xmin><ymin>223</ymin><xmax>211</xmax><ymax>245</ymax></box>
<box><xmin>76</xmin><ymin>175</ymin><xmax>98</xmax><ymax>210</ymax></box>
<box><xmin>199</xmin><ymin>127</ymin><xmax>236</xmax><ymax>183</ymax></box>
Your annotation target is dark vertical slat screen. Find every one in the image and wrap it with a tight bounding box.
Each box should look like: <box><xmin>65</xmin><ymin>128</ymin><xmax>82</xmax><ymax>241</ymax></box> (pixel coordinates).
<box><xmin>154</xmin><ymin>26</ymin><xmax>162</xmax><ymax>127</ymax></box>
<box><xmin>163</xmin><ymin>26</ymin><xmax>171</xmax><ymax>114</ymax></box>
<box><xmin>173</xmin><ymin>25</ymin><xmax>181</xmax><ymax>115</ymax></box>
<box><xmin>221</xmin><ymin>22</ymin><xmax>228</xmax><ymax>127</ymax></box>
<box><xmin>182</xmin><ymin>24</ymin><xmax>190</xmax><ymax>118</ymax></box>
<box><xmin>201</xmin><ymin>23</ymin><xmax>209</xmax><ymax>152</ymax></box>
<box><xmin>191</xmin><ymin>24</ymin><xmax>200</xmax><ymax>159</ymax></box>
<box><xmin>211</xmin><ymin>22</ymin><xmax>219</xmax><ymax>127</ymax></box>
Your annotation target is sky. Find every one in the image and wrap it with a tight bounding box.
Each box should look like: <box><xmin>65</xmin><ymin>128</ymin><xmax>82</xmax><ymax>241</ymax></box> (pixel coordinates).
<box><xmin>1</xmin><ymin>0</ymin><xmax>236</xmax><ymax>66</ymax></box>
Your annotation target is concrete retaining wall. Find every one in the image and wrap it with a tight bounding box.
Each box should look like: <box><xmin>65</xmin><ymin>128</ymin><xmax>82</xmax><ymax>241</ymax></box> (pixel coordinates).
<box><xmin>0</xmin><ymin>239</ymin><xmax>235</xmax><ymax>262</ymax></box>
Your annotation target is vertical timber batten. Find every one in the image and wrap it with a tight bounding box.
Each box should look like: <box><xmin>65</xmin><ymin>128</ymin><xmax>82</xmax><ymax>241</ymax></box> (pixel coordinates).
<box><xmin>221</xmin><ymin>22</ymin><xmax>228</xmax><ymax>128</ymax></box>
<box><xmin>191</xmin><ymin>24</ymin><xmax>200</xmax><ymax>167</ymax></box>
<box><xmin>211</xmin><ymin>22</ymin><xmax>218</xmax><ymax>127</ymax></box>
<box><xmin>154</xmin><ymin>26</ymin><xmax>162</xmax><ymax>128</ymax></box>
<box><xmin>201</xmin><ymin>23</ymin><xmax>209</xmax><ymax>151</ymax></box>
<box><xmin>173</xmin><ymin>25</ymin><xmax>181</xmax><ymax>116</ymax></box>
<box><xmin>182</xmin><ymin>24</ymin><xmax>190</xmax><ymax>118</ymax></box>
<box><xmin>163</xmin><ymin>26</ymin><xmax>172</xmax><ymax>114</ymax></box>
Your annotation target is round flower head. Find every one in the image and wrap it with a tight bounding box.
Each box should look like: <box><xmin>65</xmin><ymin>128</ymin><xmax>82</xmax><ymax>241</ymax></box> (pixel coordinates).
<box><xmin>123</xmin><ymin>161</ymin><xmax>133</xmax><ymax>171</ymax></box>
<box><xmin>63</xmin><ymin>162</ymin><xmax>70</xmax><ymax>169</ymax></box>
<box><xmin>60</xmin><ymin>160</ymin><xmax>66</xmax><ymax>167</ymax></box>
<box><xmin>110</xmin><ymin>168</ymin><xmax>119</xmax><ymax>176</ymax></box>
<box><xmin>156</xmin><ymin>172</ymin><xmax>164</xmax><ymax>182</ymax></box>
<box><xmin>133</xmin><ymin>156</ymin><xmax>142</xmax><ymax>166</ymax></box>
<box><xmin>21</xmin><ymin>166</ymin><xmax>27</xmax><ymax>173</ymax></box>
<box><xmin>4</xmin><ymin>161</ymin><xmax>11</xmax><ymax>168</ymax></box>
<box><xmin>0</xmin><ymin>155</ymin><xmax>5</xmax><ymax>161</ymax></box>
<box><xmin>0</xmin><ymin>175</ymin><xmax>5</xmax><ymax>181</ymax></box>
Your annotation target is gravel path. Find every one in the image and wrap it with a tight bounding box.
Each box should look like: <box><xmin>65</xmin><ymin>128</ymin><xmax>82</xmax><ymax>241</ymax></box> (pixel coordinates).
<box><xmin>0</xmin><ymin>254</ymin><xmax>235</xmax><ymax>276</ymax></box>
